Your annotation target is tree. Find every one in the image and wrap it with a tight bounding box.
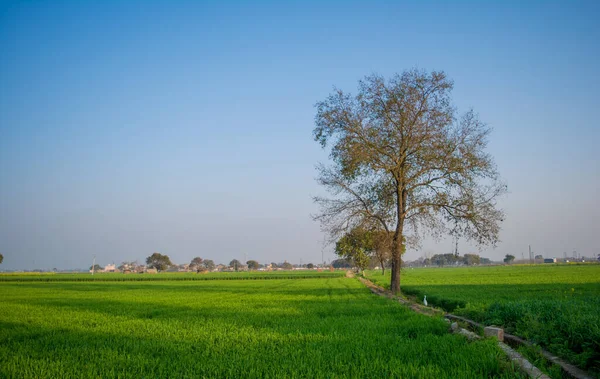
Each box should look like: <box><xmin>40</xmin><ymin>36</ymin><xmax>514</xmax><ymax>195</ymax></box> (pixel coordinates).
<box><xmin>335</xmin><ymin>228</ymin><xmax>374</xmax><ymax>273</ymax></box>
<box><xmin>463</xmin><ymin>253</ymin><xmax>480</xmax><ymax>265</ymax></box>
<box><xmin>203</xmin><ymin>259</ymin><xmax>215</xmax><ymax>272</ymax></box>
<box><xmin>0</xmin><ymin>253</ymin><xmax>3</xmax><ymax>265</ymax></box>
<box><xmin>281</xmin><ymin>261</ymin><xmax>293</xmax><ymax>270</ymax></box>
<box><xmin>189</xmin><ymin>257</ymin><xmax>204</xmax><ymax>273</ymax></box>
<box><xmin>431</xmin><ymin>254</ymin><xmax>459</xmax><ymax>267</ymax></box>
<box><xmin>270</xmin><ymin>262</ymin><xmax>279</xmax><ymax>269</ymax></box>
<box><xmin>89</xmin><ymin>264</ymin><xmax>103</xmax><ymax>272</ymax></box>
<box><xmin>247</xmin><ymin>260</ymin><xmax>259</xmax><ymax>270</ymax></box>
<box><xmin>534</xmin><ymin>254</ymin><xmax>543</xmax><ymax>260</ymax></box>
<box><xmin>331</xmin><ymin>258</ymin><xmax>352</xmax><ymax>268</ymax></box>
<box><xmin>313</xmin><ymin>69</ymin><xmax>506</xmax><ymax>293</ymax></box>
<box><xmin>307</xmin><ymin>263</ymin><xmax>314</xmax><ymax>269</ymax></box>
<box><xmin>503</xmin><ymin>254</ymin><xmax>515</xmax><ymax>264</ymax></box>
<box><xmin>146</xmin><ymin>252</ymin><xmax>172</xmax><ymax>272</ymax></box>
<box><xmin>229</xmin><ymin>259</ymin><xmax>241</xmax><ymax>271</ymax></box>
<box><xmin>372</xmin><ymin>230</ymin><xmax>394</xmax><ymax>275</ymax></box>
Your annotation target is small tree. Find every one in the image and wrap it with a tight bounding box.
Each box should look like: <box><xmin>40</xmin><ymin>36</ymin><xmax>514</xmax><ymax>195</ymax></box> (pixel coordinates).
<box><xmin>89</xmin><ymin>264</ymin><xmax>103</xmax><ymax>272</ymax></box>
<box><xmin>335</xmin><ymin>228</ymin><xmax>375</xmax><ymax>273</ymax></box>
<box><xmin>190</xmin><ymin>257</ymin><xmax>204</xmax><ymax>273</ymax></box>
<box><xmin>307</xmin><ymin>263</ymin><xmax>314</xmax><ymax>269</ymax></box>
<box><xmin>0</xmin><ymin>253</ymin><xmax>3</xmax><ymax>265</ymax></box>
<box><xmin>146</xmin><ymin>252</ymin><xmax>172</xmax><ymax>272</ymax></box>
<box><xmin>373</xmin><ymin>230</ymin><xmax>394</xmax><ymax>275</ymax></box>
<box><xmin>503</xmin><ymin>254</ymin><xmax>515</xmax><ymax>264</ymax></box>
<box><xmin>270</xmin><ymin>262</ymin><xmax>279</xmax><ymax>269</ymax></box>
<box><xmin>203</xmin><ymin>259</ymin><xmax>215</xmax><ymax>272</ymax></box>
<box><xmin>534</xmin><ymin>255</ymin><xmax>543</xmax><ymax>260</ymax></box>
<box><xmin>229</xmin><ymin>259</ymin><xmax>241</xmax><ymax>271</ymax></box>
<box><xmin>463</xmin><ymin>253</ymin><xmax>480</xmax><ymax>265</ymax></box>
<box><xmin>247</xmin><ymin>260</ymin><xmax>259</xmax><ymax>270</ymax></box>
<box><xmin>281</xmin><ymin>261</ymin><xmax>293</xmax><ymax>270</ymax></box>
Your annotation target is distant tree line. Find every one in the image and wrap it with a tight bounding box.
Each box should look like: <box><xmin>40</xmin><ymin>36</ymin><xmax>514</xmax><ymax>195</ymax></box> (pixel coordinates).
<box><xmin>426</xmin><ymin>253</ymin><xmax>485</xmax><ymax>267</ymax></box>
<box><xmin>79</xmin><ymin>252</ymin><xmax>323</xmax><ymax>274</ymax></box>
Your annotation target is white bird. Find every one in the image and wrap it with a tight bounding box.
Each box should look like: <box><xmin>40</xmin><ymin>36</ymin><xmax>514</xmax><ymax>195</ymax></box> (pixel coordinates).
<box><xmin>423</xmin><ymin>295</ymin><xmax>428</xmax><ymax>306</ymax></box>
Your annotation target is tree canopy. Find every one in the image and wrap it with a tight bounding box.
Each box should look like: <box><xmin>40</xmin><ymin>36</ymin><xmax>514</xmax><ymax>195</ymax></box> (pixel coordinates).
<box><xmin>146</xmin><ymin>252</ymin><xmax>172</xmax><ymax>272</ymax></box>
<box><xmin>246</xmin><ymin>260</ymin><xmax>259</xmax><ymax>270</ymax></box>
<box><xmin>190</xmin><ymin>257</ymin><xmax>204</xmax><ymax>273</ymax></box>
<box><xmin>203</xmin><ymin>259</ymin><xmax>215</xmax><ymax>272</ymax></box>
<box><xmin>313</xmin><ymin>69</ymin><xmax>505</xmax><ymax>293</ymax></box>
<box><xmin>331</xmin><ymin>259</ymin><xmax>352</xmax><ymax>269</ymax></box>
<box><xmin>335</xmin><ymin>228</ymin><xmax>374</xmax><ymax>272</ymax></box>
<box><xmin>504</xmin><ymin>254</ymin><xmax>515</xmax><ymax>264</ymax></box>
<box><xmin>0</xmin><ymin>253</ymin><xmax>3</xmax><ymax>265</ymax></box>
<box><xmin>229</xmin><ymin>259</ymin><xmax>241</xmax><ymax>271</ymax></box>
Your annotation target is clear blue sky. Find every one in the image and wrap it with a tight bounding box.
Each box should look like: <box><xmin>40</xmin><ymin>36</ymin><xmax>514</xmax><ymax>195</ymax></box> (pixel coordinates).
<box><xmin>1</xmin><ymin>1</ymin><xmax>598</xmax><ymax>270</ymax></box>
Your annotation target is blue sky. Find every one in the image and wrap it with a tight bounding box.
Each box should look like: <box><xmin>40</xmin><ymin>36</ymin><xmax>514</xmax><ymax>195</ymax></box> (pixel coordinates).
<box><xmin>1</xmin><ymin>1</ymin><xmax>599</xmax><ymax>270</ymax></box>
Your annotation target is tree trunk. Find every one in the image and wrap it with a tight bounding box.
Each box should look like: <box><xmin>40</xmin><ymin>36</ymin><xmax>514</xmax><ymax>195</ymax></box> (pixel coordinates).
<box><xmin>380</xmin><ymin>258</ymin><xmax>385</xmax><ymax>276</ymax></box>
<box><xmin>390</xmin><ymin>235</ymin><xmax>402</xmax><ymax>294</ymax></box>
<box><xmin>391</xmin><ymin>184</ymin><xmax>405</xmax><ymax>294</ymax></box>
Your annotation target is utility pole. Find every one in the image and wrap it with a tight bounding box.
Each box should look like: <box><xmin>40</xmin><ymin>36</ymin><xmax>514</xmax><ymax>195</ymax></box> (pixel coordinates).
<box><xmin>92</xmin><ymin>255</ymin><xmax>96</xmax><ymax>275</ymax></box>
<box><xmin>529</xmin><ymin>245</ymin><xmax>532</xmax><ymax>263</ymax></box>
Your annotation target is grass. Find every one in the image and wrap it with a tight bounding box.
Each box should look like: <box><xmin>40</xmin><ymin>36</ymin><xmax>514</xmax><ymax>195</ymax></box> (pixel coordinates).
<box><xmin>0</xmin><ymin>277</ymin><xmax>524</xmax><ymax>378</ymax></box>
<box><xmin>364</xmin><ymin>264</ymin><xmax>600</xmax><ymax>376</ymax></box>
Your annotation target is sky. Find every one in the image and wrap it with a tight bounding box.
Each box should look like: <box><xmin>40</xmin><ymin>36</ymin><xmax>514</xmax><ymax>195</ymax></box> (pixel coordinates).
<box><xmin>1</xmin><ymin>1</ymin><xmax>599</xmax><ymax>270</ymax></box>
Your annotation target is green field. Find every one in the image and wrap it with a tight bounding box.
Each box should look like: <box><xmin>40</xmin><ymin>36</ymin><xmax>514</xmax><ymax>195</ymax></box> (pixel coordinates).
<box><xmin>365</xmin><ymin>264</ymin><xmax>600</xmax><ymax>374</ymax></box>
<box><xmin>0</xmin><ymin>277</ymin><xmax>523</xmax><ymax>378</ymax></box>
<box><xmin>0</xmin><ymin>270</ymin><xmax>345</xmax><ymax>282</ymax></box>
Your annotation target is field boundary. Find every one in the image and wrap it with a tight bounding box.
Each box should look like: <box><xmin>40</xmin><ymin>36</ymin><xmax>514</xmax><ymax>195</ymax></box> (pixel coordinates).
<box><xmin>358</xmin><ymin>276</ymin><xmax>595</xmax><ymax>379</ymax></box>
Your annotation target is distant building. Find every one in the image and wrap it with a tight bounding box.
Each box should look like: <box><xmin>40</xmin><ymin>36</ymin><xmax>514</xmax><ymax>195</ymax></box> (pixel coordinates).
<box><xmin>104</xmin><ymin>264</ymin><xmax>117</xmax><ymax>272</ymax></box>
<box><xmin>544</xmin><ymin>258</ymin><xmax>557</xmax><ymax>263</ymax></box>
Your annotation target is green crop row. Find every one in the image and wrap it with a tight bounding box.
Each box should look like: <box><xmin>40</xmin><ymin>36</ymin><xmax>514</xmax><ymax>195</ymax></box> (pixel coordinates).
<box><xmin>364</xmin><ymin>264</ymin><xmax>600</xmax><ymax>375</ymax></box>
<box><xmin>0</xmin><ymin>270</ymin><xmax>345</xmax><ymax>282</ymax></box>
<box><xmin>0</xmin><ymin>278</ymin><xmax>524</xmax><ymax>378</ymax></box>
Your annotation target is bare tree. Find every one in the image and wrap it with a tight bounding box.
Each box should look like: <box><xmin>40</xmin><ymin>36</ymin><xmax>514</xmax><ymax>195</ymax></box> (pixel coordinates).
<box><xmin>372</xmin><ymin>230</ymin><xmax>393</xmax><ymax>275</ymax></box>
<box><xmin>313</xmin><ymin>69</ymin><xmax>506</xmax><ymax>293</ymax></box>
<box><xmin>203</xmin><ymin>259</ymin><xmax>215</xmax><ymax>272</ymax></box>
<box><xmin>190</xmin><ymin>257</ymin><xmax>204</xmax><ymax>273</ymax></box>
